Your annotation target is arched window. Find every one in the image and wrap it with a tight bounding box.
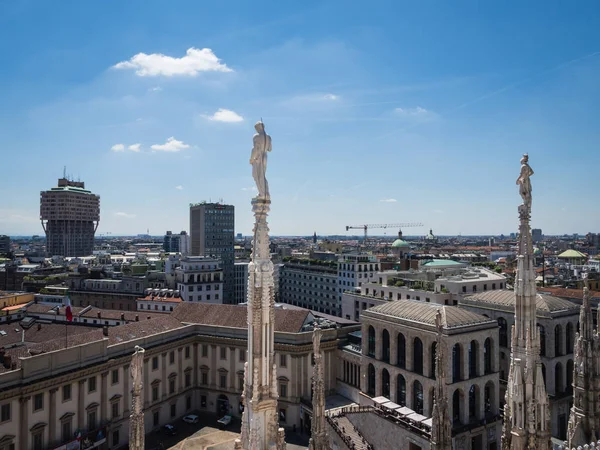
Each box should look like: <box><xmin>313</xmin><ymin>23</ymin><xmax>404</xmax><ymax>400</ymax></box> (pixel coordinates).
<box><xmin>382</xmin><ymin>369</ymin><xmax>390</xmax><ymax>398</ymax></box>
<box><xmin>484</xmin><ymin>338</ymin><xmax>492</xmax><ymax>374</ymax></box>
<box><xmin>413</xmin><ymin>338</ymin><xmax>423</xmax><ymax>375</ymax></box>
<box><xmin>566</xmin><ymin>323</ymin><xmax>573</xmax><ymax>354</ymax></box>
<box><xmin>396</xmin><ymin>374</ymin><xmax>406</xmax><ymax>406</ymax></box>
<box><xmin>382</xmin><ymin>329</ymin><xmax>390</xmax><ymax>362</ymax></box>
<box><xmin>555</xmin><ymin>362</ymin><xmax>563</xmax><ymax>395</ymax></box>
<box><xmin>397</xmin><ymin>333</ymin><xmax>406</xmax><ymax>368</ymax></box>
<box><xmin>469</xmin><ymin>385</ymin><xmax>479</xmax><ymax>420</ymax></box>
<box><xmin>498</xmin><ymin>318</ymin><xmax>508</xmax><ymax>348</ymax></box>
<box><xmin>566</xmin><ymin>359</ymin><xmax>574</xmax><ymax>394</ymax></box>
<box><xmin>452</xmin><ymin>344</ymin><xmax>462</xmax><ymax>383</ymax></box>
<box><xmin>452</xmin><ymin>389</ymin><xmax>462</xmax><ymax>425</ymax></box>
<box><xmin>555</xmin><ymin>325</ymin><xmax>562</xmax><ymax>356</ymax></box>
<box><xmin>367</xmin><ymin>326</ymin><xmax>376</xmax><ymax>357</ymax></box>
<box><xmin>538</xmin><ymin>324</ymin><xmax>546</xmax><ymax>356</ymax></box>
<box><xmin>431</xmin><ymin>342</ymin><xmax>437</xmax><ymax>379</ymax></box>
<box><xmin>484</xmin><ymin>381</ymin><xmax>494</xmax><ymax>416</ymax></box>
<box><xmin>413</xmin><ymin>380</ymin><xmax>423</xmax><ymax>415</ymax></box>
<box><xmin>468</xmin><ymin>340</ymin><xmax>478</xmax><ymax>378</ymax></box>
<box><xmin>367</xmin><ymin>364</ymin><xmax>376</xmax><ymax>396</ymax></box>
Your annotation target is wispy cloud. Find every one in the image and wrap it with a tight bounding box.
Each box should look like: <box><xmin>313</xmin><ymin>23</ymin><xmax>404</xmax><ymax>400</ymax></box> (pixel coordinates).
<box><xmin>128</xmin><ymin>143</ymin><xmax>141</xmax><ymax>152</ymax></box>
<box><xmin>203</xmin><ymin>108</ymin><xmax>244</xmax><ymax>123</ymax></box>
<box><xmin>379</xmin><ymin>198</ymin><xmax>398</xmax><ymax>203</ymax></box>
<box><xmin>175</xmin><ymin>185</ymin><xmax>183</xmax><ymax>190</ymax></box>
<box><xmin>113</xmin><ymin>47</ymin><xmax>232</xmax><ymax>77</ymax></box>
<box><xmin>111</xmin><ymin>144</ymin><xmax>125</xmax><ymax>152</ymax></box>
<box><xmin>115</xmin><ymin>212</ymin><xmax>136</xmax><ymax>219</ymax></box>
<box><xmin>288</xmin><ymin>92</ymin><xmax>341</xmax><ymax>104</ymax></box>
<box><xmin>241</xmin><ymin>186</ymin><xmax>257</xmax><ymax>192</ymax></box>
<box><xmin>394</xmin><ymin>106</ymin><xmax>432</xmax><ymax>118</ymax></box>
<box><xmin>148</xmin><ymin>86</ymin><xmax>162</xmax><ymax>92</ymax></box>
<box><xmin>151</xmin><ymin>137</ymin><xmax>190</xmax><ymax>152</ymax></box>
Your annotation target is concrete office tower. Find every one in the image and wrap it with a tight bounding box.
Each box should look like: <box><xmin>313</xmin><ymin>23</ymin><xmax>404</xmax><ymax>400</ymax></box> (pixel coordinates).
<box><xmin>190</xmin><ymin>202</ymin><xmax>235</xmax><ymax>303</ymax></box>
<box><xmin>40</xmin><ymin>177</ymin><xmax>100</xmax><ymax>257</ymax></box>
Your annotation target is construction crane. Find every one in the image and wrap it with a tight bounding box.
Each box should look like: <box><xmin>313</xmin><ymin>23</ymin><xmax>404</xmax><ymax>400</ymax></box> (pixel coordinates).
<box><xmin>345</xmin><ymin>223</ymin><xmax>424</xmax><ymax>244</ymax></box>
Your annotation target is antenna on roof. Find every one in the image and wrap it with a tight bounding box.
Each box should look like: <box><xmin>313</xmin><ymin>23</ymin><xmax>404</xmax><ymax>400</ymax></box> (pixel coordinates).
<box><xmin>63</xmin><ymin>166</ymin><xmax>67</xmax><ymax>178</ymax></box>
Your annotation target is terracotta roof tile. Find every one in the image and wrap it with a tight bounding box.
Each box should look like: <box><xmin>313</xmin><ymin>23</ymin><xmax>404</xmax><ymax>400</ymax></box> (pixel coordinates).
<box><xmin>462</xmin><ymin>290</ymin><xmax>580</xmax><ymax>313</ymax></box>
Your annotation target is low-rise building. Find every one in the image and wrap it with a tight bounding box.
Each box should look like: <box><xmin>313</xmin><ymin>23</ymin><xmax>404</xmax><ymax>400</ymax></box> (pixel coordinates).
<box><xmin>137</xmin><ymin>288</ymin><xmax>182</xmax><ymax>313</ymax></box>
<box><xmin>279</xmin><ymin>261</ymin><xmax>338</xmax><ymax>315</ymax></box>
<box><xmin>175</xmin><ymin>256</ymin><xmax>223</xmax><ymax>303</ymax></box>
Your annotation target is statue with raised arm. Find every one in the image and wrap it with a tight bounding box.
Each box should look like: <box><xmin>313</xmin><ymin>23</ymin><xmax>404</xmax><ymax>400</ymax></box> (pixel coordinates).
<box><xmin>516</xmin><ymin>153</ymin><xmax>534</xmax><ymax>212</ymax></box>
<box><xmin>250</xmin><ymin>121</ymin><xmax>272</xmax><ymax>200</ymax></box>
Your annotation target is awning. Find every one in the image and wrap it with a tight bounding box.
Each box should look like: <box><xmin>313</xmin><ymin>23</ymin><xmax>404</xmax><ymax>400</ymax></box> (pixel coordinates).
<box><xmin>371</xmin><ymin>396</ymin><xmax>389</xmax><ymax>405</ymax></box>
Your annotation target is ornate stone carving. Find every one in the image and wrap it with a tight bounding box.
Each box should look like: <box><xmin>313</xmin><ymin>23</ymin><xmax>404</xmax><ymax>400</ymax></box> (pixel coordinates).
<box><xmin>129</xmin><ymin>345</ymin><xmax>145</xmax><ymax>450</ymax></box>
<box><xmin>309</xmin><ymin>326</ymin><xmax>330</xmax><ymax>450</ymax></box>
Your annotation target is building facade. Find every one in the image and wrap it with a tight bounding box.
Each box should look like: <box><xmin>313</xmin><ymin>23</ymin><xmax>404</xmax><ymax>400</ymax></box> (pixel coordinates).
<box><xmin>234</xmin><ymin>262</ymin><xmax>249</xmax><ymax>305</ymax></box>
<box><xmin>40</xmin><ymin>178</ymin><xmax>100</xmax><ymax>257</ymax></box>
<box><xmin>279</xmin><ymin>262</ymin><xmax>338</xmax><ymax>315</ymax></box>
<box><xmin>175</xmin><ymin>256</ymin><xmax>223</xmax><ymax>303</ymax></box>
<box><xmin>189</xmin><ymin>203</ymin><xmax>234</xmax><ymax>303</ymax></box>
<box><xmin>337</xmin><ymin>253</ymin><xmax>379</xmax><ymax>316</ymax></box>
<box><xmin>0</xmin><ymin>235</ymin><xmax>9</xmax><ymax>255</ymax></box>
<box><xmin>163</xmin><ymin>231</ymin><xmax>190</xmax><ymax>255</ymax></box>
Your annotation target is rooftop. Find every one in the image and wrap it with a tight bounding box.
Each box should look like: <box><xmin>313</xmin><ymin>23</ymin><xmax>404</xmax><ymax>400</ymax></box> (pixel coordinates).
<box><xmin>557</xmin><ymin>249</ymin><xmax>588</xmax><ymax>259</ymax></box>
<box><xmin>364</xmin><ymin>300</ymin><xmax>495</xmax><ymax>330</ymax></box>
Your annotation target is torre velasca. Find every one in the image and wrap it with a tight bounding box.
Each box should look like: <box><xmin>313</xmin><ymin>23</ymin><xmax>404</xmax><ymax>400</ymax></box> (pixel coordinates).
<box><xmin>40</xmin><ymin>177</ymin><xmax>100</xmax><ymax>257</ymax></box>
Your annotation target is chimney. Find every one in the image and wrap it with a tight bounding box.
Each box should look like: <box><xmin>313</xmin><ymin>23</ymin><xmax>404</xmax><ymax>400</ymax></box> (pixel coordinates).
<box><xmin>0</xmin><ymin>347</ymin><xmax>5</xmax><ymax>363</ymax></box>
<box><xmin>103</xmin><ymin>326</ymin><xmax>109</xmax><ymax>337</ymax></box>
<box><xmin>3</xmin><ymin>354</ymin><xmax>11</xmax><ymax>369</ymax></box>
<box><xmin>120</xmin><ymin>313</ymin><xmax>125</xmax><ymax>321</ymax></box>
<box><xmin>37</xmin><ymin>323</ymin><xmax>41</xmax><ymax>331</ymax></box>
<box><xmin>135</xmin><ymin>315</ymin><xmax>139</xmax><ymax>322</ymax></box>
<box><xmin>97</xmin><ymin>311</ymin><xmax>101</xmax><ymax>319</ymax></box>
<box><xmin>147</xmin><ymin>316</ymin><xmax>151</xmax><ymax>320</ymax></box>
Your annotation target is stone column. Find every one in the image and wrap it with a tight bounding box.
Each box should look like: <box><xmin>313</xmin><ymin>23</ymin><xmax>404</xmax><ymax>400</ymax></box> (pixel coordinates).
<box><xmin>123</xmin><ymin>364</ymin><xmax>130</xmax><ymax>416</ymax></box>
<box><xmin>375</xmin><ymin>327</ymin><xmax>382</xmax><ymax>361</ymax></box>
<box><xmin>19</xmin><ymin>396</ymin><xmax>30</xmax><ymax>450</ymax></box>
<box><xmin>390</xmin><ymin>333</ymin><xmax>398</xmax><ymax>366</ymax></box>
<box><xmin>101</xmin><ymin>372</ymin><xmax>108</xmax><ymax>422</ymax></box>
<box><xmin>229</xmin><ymin>347</ymin><xmax>236</xmax><ymax>390</ymax></box>
<box><xmin>461</xmin><ymin>344</ymin><xmax>469</xmax><ymax>381</ymax></box>
<box><xmin>193</xmin><ymin>343</ymin><xmax>199</xmax><ymax>387</ymax></box>
<box><xmin>291</xmin><ymin>356</ymin><xmax>299</xmax><ymax>399</ymax></box>
<box><xmin>143</xmin><ymin>358</ymin><xmax>149</xmax><ymax>408</ymax></box>
<box><xmin>78</xmin><ymin>380</ymin><xmax>85</xmax><ymax>430</ymax></box>
<box><xmin>210</xmin><ymin>345</ymin><xmax>217</xmax><ymax>388</ymax></box>
<box><xmin>49</xmin><ymin>388</ymin><xmax>58</xmax><ymax>445</ymax></box>
<box><xmin>178</xmin><ymin>348</ymin><xmax>184</xmax><ymax>392</ymax></box>
<box><xmin>389</xmin><ymin>371</ymin><xmax>397</xmax><ymax>403</ymax></box>
<box><xmin>478</xmin><ymin>384</ymin><xmax>485</xmax><ymax>420</ymax></box>
<box><xmin>161</xmin><ymin>353</ymin><xmax>167</xmax><ymax>399</ymax></box>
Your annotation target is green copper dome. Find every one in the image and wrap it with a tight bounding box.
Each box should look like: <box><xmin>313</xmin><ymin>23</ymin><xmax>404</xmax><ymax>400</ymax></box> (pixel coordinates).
<box><xmin>392</xmin><ymin>239</ymin><xmax>410</xmax><ymax>248</ymax></box>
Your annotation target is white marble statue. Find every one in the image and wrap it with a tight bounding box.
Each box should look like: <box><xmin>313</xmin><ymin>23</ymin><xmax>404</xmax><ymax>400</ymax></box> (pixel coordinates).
<box><xmin>516</xmin><ymin>153</ymin><xmax>534</xmax><ymax>211</ymax></box>
<box><xmin>250</xmin><ymin>121</ymin><xmax>272</xmax><ymax>200</ymax></box>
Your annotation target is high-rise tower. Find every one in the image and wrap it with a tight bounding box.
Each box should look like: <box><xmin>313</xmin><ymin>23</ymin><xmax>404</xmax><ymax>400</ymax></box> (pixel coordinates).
<box><xmin>567</xmin><ymin>274</ymin><xmax>600</xmax><ymax>447</ymax></box>
<box><xmin>189</xmin><ymin>202</ymin><xmax>235</xmax><ymax>303</ymax></box>
<box><xmin>502</xmin><ymin>154</ymin><xmax>551</xmax><ymax>450</ymax></box>
<box><xmin>40</xmin><ymin>177</ymin><xmax>100</xmax><ymax>257</ymax></box>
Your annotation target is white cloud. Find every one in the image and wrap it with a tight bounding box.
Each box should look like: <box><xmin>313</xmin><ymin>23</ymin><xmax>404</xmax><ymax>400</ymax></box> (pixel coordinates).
<box><xmin>113</xmin><ymin>47</ymin><xmax>233</xmax><ymax>77</ymax></box>
<box><xmin>175</xmin><ymin>185</ymin><xmax>184</xmax><ymax>190</ymax></box>
<box><xmin>394</xmin><ymin>106</ymin><xmax>432</xmax><ymax>117</ymax></box>
<box><xmin>111</xmin><ymin>143</ymin><xmax>125</xmax><ymax>152</ymax></box>
<box><xmin>323</xmin><ymin>93</ymin><xmax>339</xmax><ymax>101</ymax></box>
<box><xmin>128</xmin><ymin>143</ymin><xmax>141</xmax><ymax>152</ymax></box>
<box><xmin>149</xmin><ymin>86</ymin><xmax>162</xmax><ymax>92</ymax></box>
<box><xmin>241</xmin><ymin>186</ymin><xmax>257</xmax><ymax>192</ymax></box>
<box><xmin>204</xmin><ymin>108</ymin><xmax>244</xmax><ymax>123</ymax></box>
<box><xmin>379</xmin><ymin>198</ymin><xmax>398</xmax><ymax>203</ymax></box>
<box><xmin>115</xmin><ymin>212</ymin><xmax>136</xmax><ymax>218</ymax></box>
<box><xmin>150</xmin><ymin>137</ymin><xmax>190</xmax><ymax>152</ymax></box>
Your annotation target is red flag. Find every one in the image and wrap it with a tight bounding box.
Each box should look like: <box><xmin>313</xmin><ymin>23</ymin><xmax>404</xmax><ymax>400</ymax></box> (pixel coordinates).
<box><xmin>65</xmin><ymin>296</ymin><xmax>73</xmax><ymax>322</ymax></box>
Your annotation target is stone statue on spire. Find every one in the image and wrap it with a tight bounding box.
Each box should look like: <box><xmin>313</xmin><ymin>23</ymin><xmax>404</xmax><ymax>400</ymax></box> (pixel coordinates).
<box><xmin>250</xmin><ymin>121</ymin><xmax>272</xmax><ymax>200</ymax></box>
<box><xmin>309</xmin><ymin>325</ymin><xmax>330</xmax><ymax>450</ymax></box>
<box><xmin>516</xmin><ymin>153</ymin><xmax>534</xmax><ymax>213</ymax></box>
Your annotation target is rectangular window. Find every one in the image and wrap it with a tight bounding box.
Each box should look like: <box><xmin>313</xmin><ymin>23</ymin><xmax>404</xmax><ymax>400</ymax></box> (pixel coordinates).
<box><xmin>185</xmin><ymin>346</ymin><xmax>190</xmax><ymax>359</ymax></box>
<box><xmin>88</xmin><ymin>376</ymin><xmax>96</xmax><ymax>393</ymax></box>
<box><xmin>202</xmin><ymin>345</ymin><xmax>208</xmax><ymax>357</ymax></box>
<box><xmin>220</xmin><ymin>347</ymin><xmax>227</xmax><ymax>360</ymax></box>
<box><xmin>33</xmin><ymin>393</ymin><xmax>43</xmax><ymax>411</ymax></box>
<box><xmin>280</xmin><ymin>384</ymin><xmax>287</xmax><ymax>398</ymax></box>
<box><xmin>239</xmin><ymin>349</ymin><xmax>246</xmax><ymax>362</ymax></box>
<box><xmin>279</xmin><ymin>408</ymin><xmax>287</xmax><ymax>423</ymax></box>
<box><xmin>152</xmin><ymin>386</ymin><xmax>159</xmax><ymax>402</ymax></box>
<box><xmin>280</xmin><ymin>354</ymin><xmax>287</xmax><ymax>367</ymax></box>
<box><xmin>169</xmin><ymin>379</ymin><xmax>175</xmax><ymax>394</ymax></box>
<box><xmin>111</xmin><ymin>369</ymin><xmax>119</xmax><ymax>385</ymax></box>
<box><xmin>170</xmin><ymin>403</ymin><xmax>176</xmax><ymax>418</ymax></box>
<box><xmin>152</xmin><ymin>356</ymin><xmax>159</xmax><ymax>370</ymax></box>
<box><xmin>220</xmin><ymin>375</ymin><xmax>227</xmax><ymax>389</ymax></box>
<box><xmin>185</xmin><ymin>372</ymin><xmax>191</xmax><ymax>388</ymax></box>
<box><xmin>201</xmin><ymin>373</ymin><xmax>208</xmax><ymax>385</ymax></box>
<box><xmin>33</xmin><ymin>432</ymin><xmax>43</xmax><ymax>450</ymax></box>
<box><xmin>170</xmin><ymin>351</ymin><xmax>175</xmax><ymax>364</ymax></box>
<box><xmin>238</xmin><ymin>377</ymin><xmax>244</xmax><ymax>391</ymax></box>
<box><xmin>153</xmin><ymin>411</ymin><xmax>159</xmax><ymax>427</ymax></box>
<box><xmin>207</xmin><ymin>294</ymin><xmax>211</xmax><ymax>300</ymax></box>
<box><xmin>63</xmin><ymin>384</ymin><xmax>71</xmax><ymax>402</ymax></box>
<box><xmin>186</xmin><ymin>395</ymin><xmax>192</xmax><ymax>410</ymax></box>
<box><xmin>112</xmin><ymin>402</ymin><xmax>119</xmax><ymax>419</ymax></box>
<box><xmin>62</xmin><ymin>421</ymin><xmax>72</xmax><ymax>442</ymax></box>
<box><xmin>112</xmin><ymin>430</ymin><xmax>120</xmax><ymax>447</ymax></box>
<box><xmin>0</xmin><ymin>403</ymin><xmax>10</xmax><ymax>422</ymax></box>
<box><xmin>201</xmin><ymin>395</ymin><xmax>207</xmax><ymax>408</ymax></box>
<box><xmin>88</xmin><ymin>411</ymin><xmax>97</xmax><ymax>430</ymax></box>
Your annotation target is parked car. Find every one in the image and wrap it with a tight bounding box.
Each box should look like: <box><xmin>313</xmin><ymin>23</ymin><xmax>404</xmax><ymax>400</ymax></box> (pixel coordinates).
<box><xmin>163</xmin><ymin>424</ymin><xmax>177</xmax><ymax>435</ymax></box>
<box><xmin>183</xmin><ymin>414</ymin><xmax>199</xmax><ymax>424</ymax></box>
<box><xmin>217</xmin><ymin>415</ymin><xmax>232</xmax><ymax>428</ymax></box>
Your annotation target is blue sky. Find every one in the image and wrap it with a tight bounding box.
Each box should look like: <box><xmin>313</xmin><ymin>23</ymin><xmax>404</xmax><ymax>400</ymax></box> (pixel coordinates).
<box><xmin>1</xmin><ymin>1</ymin><xmax>599</xmax><ymax>237</ymax></box>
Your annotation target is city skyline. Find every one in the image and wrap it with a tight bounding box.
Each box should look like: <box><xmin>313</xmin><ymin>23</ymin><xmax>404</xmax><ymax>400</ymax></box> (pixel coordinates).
<box><xmin>1</xmin><ymin>1</ymin><xmax>599</xmax><ymax>237</ymax></box>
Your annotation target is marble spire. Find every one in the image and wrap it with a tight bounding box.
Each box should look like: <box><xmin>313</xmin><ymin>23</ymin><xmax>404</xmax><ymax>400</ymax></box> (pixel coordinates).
<box><xmin>430</xmin><ymin>310</ymin><xmax>452</xmax><ymax>450</ymax></box>
<box><xmin>235</xmin><ymin>121</ymin><xmax>286</xmax><ymax>450</ymax></box>
<box><xmin>567</xmin><ymin>273</ymin><xmax>600</xmax><ymax>447</ymax></box>
<box><xmin>501</xmin><ymin>154</ymin><xmax>551</xmax><ymax>450</ymax></box>
<box><xmin>129</xmin><ymin>345</ymin><xmax>145</xmax><ymax>450</ymax></box>
<box><xmin>309</xmin><ymin>326</ymin><xmax>330</xmax><ymax>450</ymax></box>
